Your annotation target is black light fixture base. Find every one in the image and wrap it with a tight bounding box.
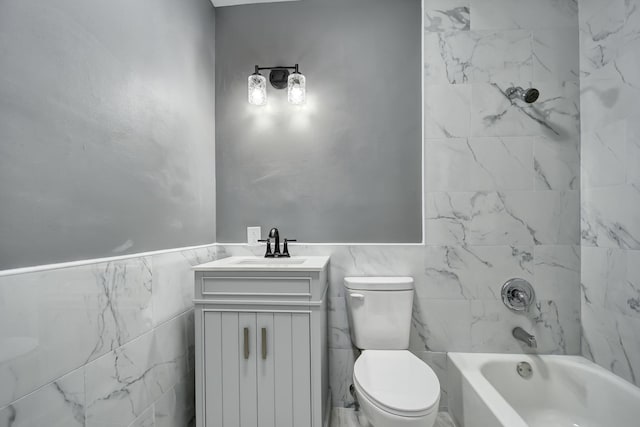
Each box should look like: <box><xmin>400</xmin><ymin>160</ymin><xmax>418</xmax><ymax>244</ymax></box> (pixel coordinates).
<box><xmin>254</xmin><ymin>64</ymin><xmax>300</xmax><ymax>90</ymax></box>
<box><xmin>269</xmin><ymin>69</ymin><xmax>290</xmax><ymax>89</ymax></box>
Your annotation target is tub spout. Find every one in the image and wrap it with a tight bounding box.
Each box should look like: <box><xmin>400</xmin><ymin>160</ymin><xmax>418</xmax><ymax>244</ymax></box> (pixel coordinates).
<box><xmin>513</xmin><ymin>327</ymin><xmax>537</xmax><ymax>348</ymax></box>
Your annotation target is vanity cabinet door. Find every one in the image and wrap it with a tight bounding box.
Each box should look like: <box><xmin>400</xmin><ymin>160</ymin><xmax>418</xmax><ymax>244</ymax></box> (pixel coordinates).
<box><xmin>203</xmin><ymin>312</ymin><xmax>258</xmax><ymax>427</ymax></box>
<box><xmin>203</xmin><ymin>311</ymin><xmax>311</xmax><ymax>427</ymax></box>
<box><xmin>258</xmin><ymin>313</ymin><xmax>312</xmax><ymax>427</ymax></box>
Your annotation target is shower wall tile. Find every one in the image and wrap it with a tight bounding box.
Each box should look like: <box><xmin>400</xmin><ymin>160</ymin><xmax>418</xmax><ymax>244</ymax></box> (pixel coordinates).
<box><xmin>421</xmin><ymin>244</ymin><xmax>579</xmax><ymax>303</ymax></box>
<box><xmin>580</xmin><ymin>246</ymin><xmax>622</xmax><ymax>308</ymax></box>
<box><xmin>579</xmin><ymin>0</ymin><xmax>640</xmax><ymax>82</ymax></box>
<box><xmin>582</xmin><ymin>123</ymin><xmax>627</xmax><ymax>188</ymax></box>
<box><xmin>627</xmin><ymin>122</ymin><xmax>640</xmax><ymax>186</ymax></box>
<box><xmin>469</xmin><ymin>83</ymin><xmax>540</xmax><ymax>137</ymax></box>
<box><xmin>424</xmin><ymin>30</ymin><xmax>533</xmax><ymax>84</ymax></box>
<box><xmin>605</xmin><ymin>250</ymin><xmax>640</xmax><ymax>319</ymax></box>
<box><xmin>419</xmin><ymin>0</ymin><xmax>581</xmax><ymax>405</ymax></box>
<box><xmin>471</xmin><ymin>81</ymin><xmax>580</xmax><ymax>139</ymax></box>
<box><xmin>581</xmin><ymin>303</ymin><xmax>640</xmax><ymax>385</ymax></box>
<box><xmin>424</xmin><ymin>0</ymin><xmax>470</xmax><ymax>32</ymax></box>
<box><xmin>425</xmin><ymin>84</ymin><xmax>471</xmax><ymax>138</ymax></box>
<box><xmin>470</xmin><ymin>299</ymin><xmax>581</xmax><ymax>354</ymax></box>
<box><xmin>577</xmin><ymin>0</ymin><xmax>618</xmax><ymax>27</ymax></box>
<box><xmin>581</xmin><ymin>185</ymin><xmax>640</xmax><ymax>250</ymax></box>
<box><xmin>425</xmin><ymin>137</ymin><xmax>534</xmax><ymax>192</ymax></box>
<box><xmin>533</xmin><ymin>29</ymin><xmax>580</xmax><ymax>82</ymax></box>
<box><xmin>532</xmin><ymin>245</ymin><xmax>580</xmax><ymax>301</ymax></box>
<box><xmin>470</xmin><ymin>0</ymin><xmax>578</xmax><ymax>31</ymax></box>
<box><xmin>580</xmin><ymin>0</ymin><xmax>640</xmax><ymax>387</ymax></box>
<box><xmin>419</xmin><ymin>0</ymin><xmax>580</xmax><ymax>399</ymax></box>
<box><xmin>488</xmin><ymin>189</ymin><xmax>579</xmax><ymax>247</ymax></box>
<box><xmin>534</xmin><ymin>136</ymin><xmax>580</xmax><ymax>190</ymax></box>
<box><xmin>582</xmin><ymin>120</ymin><xmax>640</xmax><ymax>189</ymax></box>
<box><xmin>426</xmin><ymin>191</ymin><xmax>537</xmax><ymax>246</ymax></box>
<box><xmin>426</xmin><ymin>190</ymin><xmax>579</xmax><ymax>247</ymax></box>
<box><xmin>422</xmin><ymin>245</ymin><xmax>534</xmax><ymax>300</ymax></box>
<box><xmin>580</xmin><ymin>79</ymin><xmax>640</xmax><ymax>135</ymax></box>
<box><xmin>580</xmin><ymin>247</ymin><xmax>640</xmax><ymax>319</ymax></box>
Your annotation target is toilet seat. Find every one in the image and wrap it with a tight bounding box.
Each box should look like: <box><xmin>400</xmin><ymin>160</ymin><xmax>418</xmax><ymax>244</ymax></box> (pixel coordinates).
<box><xmin>353</xmin><ymin>350</ymin><xmax>440</xmax><ymax>418</ymax></box>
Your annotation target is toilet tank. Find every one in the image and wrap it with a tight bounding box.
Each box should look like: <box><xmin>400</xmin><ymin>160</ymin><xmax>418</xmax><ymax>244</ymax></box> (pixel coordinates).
<box><xmin>344</xmin><ymin>277</ymin><xmax>414</xmax><ymax>350</ymax></box>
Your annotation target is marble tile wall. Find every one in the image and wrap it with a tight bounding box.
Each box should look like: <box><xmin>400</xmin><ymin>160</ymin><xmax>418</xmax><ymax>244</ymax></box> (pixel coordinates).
<box><xmin>579</xmin><ymin>0</ymin><xmax>640</xmax><ymax>387</ymax></box>
<box><xmin>423</xmin><ymin>0</ymin><xmax>581</xmax><ymax>359</ymax></box>
<box><xmin>0</xmin><ymin>245</ymin><xmax>218</xmax><ymax>427</ymax></box>
<box><xmin>422</xmin><ymin>0</ymin><xmax>581</xmax><ymax>407</ymax></box>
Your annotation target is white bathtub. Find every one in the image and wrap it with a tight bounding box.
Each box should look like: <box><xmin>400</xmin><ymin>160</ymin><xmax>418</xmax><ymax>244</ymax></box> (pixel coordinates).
<box><xmin>447</xmin><ymin>352</ymin><xmax>640</xmax><ymax>427</ymax></box>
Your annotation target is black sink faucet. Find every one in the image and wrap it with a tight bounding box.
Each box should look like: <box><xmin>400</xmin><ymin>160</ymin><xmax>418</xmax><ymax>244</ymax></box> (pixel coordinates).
<box><xmin>258</xmin><ymin>227</ymin><xmax>296</xmax><ymax>258</ymax></box>
<box><xmin>268</xmin><ymin>228</ymin><xmax>281</xmax><ymax>257</ymax></box>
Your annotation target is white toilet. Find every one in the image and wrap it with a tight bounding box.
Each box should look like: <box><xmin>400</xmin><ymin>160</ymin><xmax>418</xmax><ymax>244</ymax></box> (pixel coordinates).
<box><xmin>344</xmin><ymin>277</ymin><xmax>440</xmax><ymax>427</ymax></box>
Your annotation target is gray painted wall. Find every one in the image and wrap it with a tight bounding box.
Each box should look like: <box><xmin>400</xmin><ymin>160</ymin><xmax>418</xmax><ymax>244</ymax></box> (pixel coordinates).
<box><xmin>215</xmin><ymin>0</ymin><xmax>422</xmax><ymax>243</ymax></box>
<box><xmin>0</xmin><ymin>0</ymin><xmax>216</xmax><ymax>270</ymax></box>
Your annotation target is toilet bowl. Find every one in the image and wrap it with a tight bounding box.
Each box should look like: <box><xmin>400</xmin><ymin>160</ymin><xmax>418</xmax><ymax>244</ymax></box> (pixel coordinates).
<box><xmin>344</xmin><ymin>277</ymin><xmax>441</xmax><ymax>427</ymax></box>
<box><xmin>353</xmin><ymin>350</ymin><xmax>440</xmax><ymax>427</ymax></box>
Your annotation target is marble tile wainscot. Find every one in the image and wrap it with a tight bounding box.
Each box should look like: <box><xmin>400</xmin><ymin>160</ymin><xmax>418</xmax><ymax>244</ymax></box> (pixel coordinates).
<box><xmin>0</xmin><ymin>245</ymin><xmax>219</xmax><ymax>427</ymax></box>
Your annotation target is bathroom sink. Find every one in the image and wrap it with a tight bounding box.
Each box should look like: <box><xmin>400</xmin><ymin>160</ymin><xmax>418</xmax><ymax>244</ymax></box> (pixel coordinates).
<box><xmin>236</xmin><ymin>258</ymin><xmax>307</xmax><ymax>265</ymax></box>
<box><xmin>193</xmin><ymin>256</ymin><xmax>329</xmax><ymax>272</ymax></box>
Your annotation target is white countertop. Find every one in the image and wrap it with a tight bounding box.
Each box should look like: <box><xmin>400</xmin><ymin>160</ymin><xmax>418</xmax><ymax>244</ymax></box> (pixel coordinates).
<box><xmin>193</xmin><ymin>256</ymin><xmax>330</xmax><ymax>272</ymax></box>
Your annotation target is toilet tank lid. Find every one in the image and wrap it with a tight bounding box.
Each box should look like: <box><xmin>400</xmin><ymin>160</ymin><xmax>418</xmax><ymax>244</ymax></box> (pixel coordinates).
<box><xmin>344</xmin><ymin>277</ymin><xmax>414</xmax><ymax>291</ymax></box>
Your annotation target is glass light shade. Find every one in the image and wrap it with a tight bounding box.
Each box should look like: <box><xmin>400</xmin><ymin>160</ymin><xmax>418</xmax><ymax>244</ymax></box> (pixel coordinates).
<box><xmin>248</xmin><ymin>74</ymin><xmax>267</xmax><ymax>106</ymax></box>
<box><xmin>287</xmin><ymin>72</ymin><xmax>306</xmax><ymax>105</ymax></box>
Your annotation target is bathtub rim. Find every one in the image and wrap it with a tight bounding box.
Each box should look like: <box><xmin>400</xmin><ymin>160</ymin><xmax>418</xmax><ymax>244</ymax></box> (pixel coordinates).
<box><xmin>448</xmin><ymin>352</ymin><xmax>640</xmax><ymax>427</ymax></box>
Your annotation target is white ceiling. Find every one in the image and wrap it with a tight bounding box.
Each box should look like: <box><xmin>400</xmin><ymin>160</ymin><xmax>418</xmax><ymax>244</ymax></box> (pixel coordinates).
<box><xmin>211</xmin><ymin>0</ymin><xmax>299</xmax><ymax>7</ymax></box>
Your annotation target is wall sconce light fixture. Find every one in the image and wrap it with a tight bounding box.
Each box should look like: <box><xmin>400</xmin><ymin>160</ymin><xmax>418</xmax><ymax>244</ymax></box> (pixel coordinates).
<box><xmin>248</xmin><ymin>64</ymin><xmax>306</xmax><ymax>106</ymax></box>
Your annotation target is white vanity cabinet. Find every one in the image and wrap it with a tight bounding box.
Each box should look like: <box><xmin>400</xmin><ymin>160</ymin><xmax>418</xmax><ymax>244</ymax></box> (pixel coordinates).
<box><xmin>193</xmin><ymin>256</ymin><xmax>330</xmax><ymax>427</ymax></box>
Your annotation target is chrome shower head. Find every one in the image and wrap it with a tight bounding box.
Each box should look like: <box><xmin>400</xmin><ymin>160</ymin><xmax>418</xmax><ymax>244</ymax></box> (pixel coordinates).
<box><xmin>506</xmin><ymin>87</ymin><xmax>540</xmax><ymax>103</ymax></box>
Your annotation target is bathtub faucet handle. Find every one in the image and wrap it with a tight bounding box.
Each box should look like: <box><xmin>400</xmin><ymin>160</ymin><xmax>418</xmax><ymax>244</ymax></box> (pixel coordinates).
<box><xmin>502</xmin><ymin>278</ymin><xmax>535</xmax><ymax>312</ymax></box>
<box><xmin>512</xmin><ymin>289</ymin><xmax>526</xmax><ymax>303</ymax></box>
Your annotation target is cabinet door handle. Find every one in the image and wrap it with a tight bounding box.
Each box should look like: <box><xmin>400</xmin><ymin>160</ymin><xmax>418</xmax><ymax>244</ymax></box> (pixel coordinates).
<box><xmin>261</xmin><ymin>327</ymin><xmax>267</xmax><ymax>360</ymax></box>
<box><xmin>244</xmin><ymin>327</ymin><xmax>249</xmax><ymax>359</ymax></box>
